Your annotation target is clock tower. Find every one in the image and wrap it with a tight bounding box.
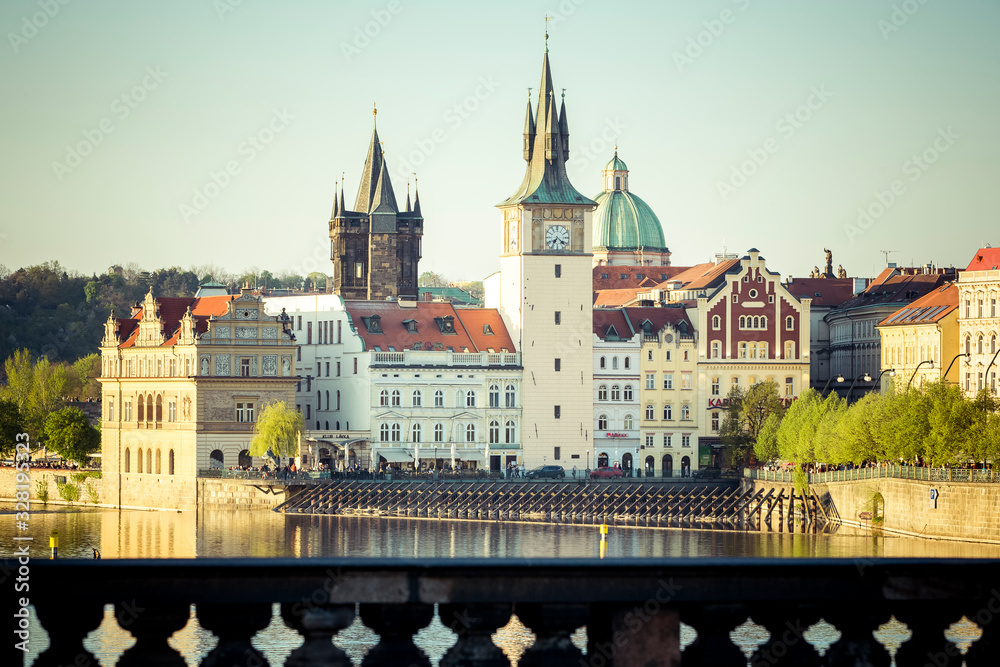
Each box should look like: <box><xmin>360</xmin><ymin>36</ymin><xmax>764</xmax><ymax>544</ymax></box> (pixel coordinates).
<box><xmin>496</xmin><ymin>44</ymin><xmax>597</xmax><ymax>468</ymax></box>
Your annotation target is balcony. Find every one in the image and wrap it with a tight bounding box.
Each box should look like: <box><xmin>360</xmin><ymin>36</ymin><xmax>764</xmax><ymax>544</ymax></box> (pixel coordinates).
<box><xmin>22</xmin><ymin>558</ymin><xmax>1000</xmax><ymax>666</ymax></box>
<box><xmin>370</xmin><ymin>350</ymin><xmax>521</xmax><ymax>368</ymax></box>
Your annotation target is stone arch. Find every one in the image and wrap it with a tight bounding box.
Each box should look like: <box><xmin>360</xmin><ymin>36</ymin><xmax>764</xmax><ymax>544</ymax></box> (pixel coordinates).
<box><xmin>238</xmin><ymin>450</ymin><xmax>252</xmax><ymax>468</ymax></box>
<box><xmin>662</xmin><ymin>454</ymin><xmax>672</xmax><ymax>478</ymax></box>
<box><xmin>210</xmin><ymin>449</ymin><xmax>224</xmax><ymax>469</ymax></box>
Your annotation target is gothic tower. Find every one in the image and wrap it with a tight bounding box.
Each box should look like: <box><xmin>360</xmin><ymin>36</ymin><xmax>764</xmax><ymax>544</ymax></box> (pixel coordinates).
<box><xmin>329</xmin><ymin>108</ymin><xmax>423</xmax><ymax>300</ymax></box>
<box><xmin>496</xmin><ymin>42</ymin><xmax>597</xmax><ymax>467</ymax></box>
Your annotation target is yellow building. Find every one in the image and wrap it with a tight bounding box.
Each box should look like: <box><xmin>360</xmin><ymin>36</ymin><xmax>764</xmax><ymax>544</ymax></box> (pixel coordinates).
<box><xmin>98</xmin><ymin>287</ymin><xmax>298</xmax><ymax>510</ymax></box>
<box><xmin>878</xmin><ymin>283</ymin><xmax>959</xmax><ymax>390</ymax></box>
<box><xmin>958</xmin><ymin>248</ymin><xmax>1000</xmax><ymax>396</ymax></box>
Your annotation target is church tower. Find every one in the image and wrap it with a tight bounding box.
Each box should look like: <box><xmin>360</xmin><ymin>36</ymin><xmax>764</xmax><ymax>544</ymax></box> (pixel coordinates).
<box><xmin>496</xmin><ymin>40</ymin><xmax>596</xmax><ymax>468</ymax></box>
<box><xmin>329</xmin><ymin>108</ymin><xmax>423</xmax><ymax>300</ymax></box>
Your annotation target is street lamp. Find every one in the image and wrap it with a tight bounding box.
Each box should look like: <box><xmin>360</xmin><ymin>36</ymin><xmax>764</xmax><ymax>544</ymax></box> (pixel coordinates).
<box><xmin>871</xmin><ymin>368</ymin><xmax>895</xmax><ymax>395</ymax></box>
<box><xmin>943</xmin><ymin>352</ymin><xmax>971</xmax><ymax>383</ymax></box>
<box><xmin>822</xmin><ymin>374</ymin><xmax>845</xmax><ymax>397</ymax></box>
<box><xmin>846</xmin><ymin>373</ymin><xmax>871</xmax><ymax>405</ymax></box>
<box><xmin>985</xmin><ymin>347</ymin><xmax>1000</xmax><ymax>394</ymax></box>
<box><xmin>907</xmin><ymin>360</ymin><xmax>934</xmax><ymax>390</ymax></box>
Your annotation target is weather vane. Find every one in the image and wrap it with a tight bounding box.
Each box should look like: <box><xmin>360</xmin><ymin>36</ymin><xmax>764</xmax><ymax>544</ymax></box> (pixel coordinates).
<box><xmin>544</xmin><ymin>15</ymin><xmax>552</xmax><ymax>51</ymax></box>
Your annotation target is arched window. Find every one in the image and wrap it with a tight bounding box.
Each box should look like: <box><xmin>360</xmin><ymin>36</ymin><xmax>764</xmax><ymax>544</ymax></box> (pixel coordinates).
<box><xmin>739</xmin><ymin>316</ymin><xmax>746</xmax><ymax>329</ymax></box>
<box><xmin>758</xmin><ymin>342</ymin><xmax>769</xmax><ymax>359</ymax></box>
<box><xmin>712</xmin><ymin>315</ymin><xmax>721</xmax><ymax>330</ymax></box>
<box><xmin>711</xmin><ymin>341</ymin><xmax>721</xmax><ymax>359</ymax></box>
<box><xmin>336</xmin><ymin>390</ymin><xmax>341</xmax><ymax>410</ymax></box>
<box><xmin>784</xmin><ymin>341</ymin><xmax>795</xmax><ymax>359</ymax></box>
<box><xmin>325</xmin><ymin>421</ymin><xmax>329</xmax><ymax>430</ymax></box>
<box><xmin>993</xmin><ymin>335</ymin><xmax>997</xmax><ymax>354</ymax></box>
<box><xmin>391</xmin><ymin>390</ymin><xmax>401</xmax><ymax>407</ymax></box>
<box><xmin>155</xmin><ymin>449</ymin><xmax>161</xmax><ymax>475</ymax></box>
<box><xmin>380</xmin><ymin>389</ymin><xmax>389</xmax><ymax>407</ymax></box>
<box><xmin>761</xmin><ymin>316</ymin><xmax>768</xmax><ymax>329</ymax></box>
<box><xmin>645</xmin><ymin>404</ymin><xmax>654</xmax><ymax>420</ymax></box>
<box><xmin>663</xmin><ymin>404</ymin><xmax>672</xmax><ymax>420</ymax></box>
<box><xmin>681</xmin><ymin>405</ymin><xmax>690</xmax><ymax>420</ymax></box>
<box><xmin>489</xmin><ymin>384</ymin><xmax>500</xmax><ymax>408</ymax></box>
<box><xmin>979</xmin><ymin>335</ymin><xmax>985</xmax><ymax>354</ymax></box>
<box><xmin>966</xmin><ymin>336</ymin><xmax>972</xmax><ymax>355</ymax></box>
<box><xmin>325</xmin><ymin>390</ymin><xmax>330</xmax><ymax>410</ymax></box>
<box><xmin>391</xmin><ymin>423</ymin><xmax>401</xmax><ymax>442</ymax></box>
<box><xmin>786</xmin><ymin>316</ymin><xmax>794</xmax><ymax>330</ymax></box>
<box><xmin>411</xmin><ymin>423</ymin><xmax>422</xmax><ymax>443</ymax></box>
<box><xmin>124</xmin><ymin>448</ymin><xmax>131</xmax><ymax>473</ymax></box>
<box><xmin>434</xmin><ymin>423</ymin><xmax>444</xmax><ymax>442</ymax></box>
<box><xmin>739</xmin><ymin>342</ymin><xmax>748</xmax><ymax>359</ymax></box>
<box><xmin>466</xmin><ymin>423</ymin><xmax>477</xmax><ymax>442</ymax></box>
<box><xmin>505</xmin><ymin>384</ymin><xmax>516</xmax><ymax>407</ymax></box>
<box><xmin>599</xmin><ymin>384</ymin><xmax>609</xmax><ymax>401</ymax></box>
<box><xmin>466</xmin><ymin>391</ymin><xmax>476</xmax><ymax>408</ymax></box>
<box><xmin>435</xmin><ymin>390</ymin><xmax>444</xmax><ymax>407</ymax></box>
<box><xmin>146</xmin><ymin>449</ymin><xmax>152</xmax><ymax>473</ymax></box>
<box><xmin>623</xmin><ymin>385</ymin><xmax>633</xmax><ymax>401</ymax></box>
<box><xmin>489</xmin><ymin>420</ymin><xmax>500</xmax><ymax>444</ymax></box>
<box><xmin>597</xmin><ymin>414</ymin><xmax>608</xmax><ymax>430</ymax></box>
<box><xmin>624</xmin><ymin>357</ymin><xmax>631</xmax><ymax>369</ymax></box>
<box><xmin>137</xmin><ymin>394</ymin><xmax>145</xmax><ymax>422</ymax></box>
<box><xmin>155</xmin><ymin>395</ymin><xmax>162</xmax><ymax>422</ymax></box>
<box><xmin>137</xmin><ymin>448</ymin><xmax>143</xmax><ymax>473</ymax></box>
<box><xmin>611</xmin><ymin>385</ymin><xmax>621</xmax><ymax>401</ymax></box>
<box><xmin>147</xmin><ymin>395</ymin><xmax>154</xmax><ymax>422</ymax></box>
<box><xmin>412</xmin><ymin>390</ymin><xmax>422</xmax><ymax>407</ymax></box>
<box><xmin>599</xmin><ymin>356</ymin><xmax>606</xmax><ymax>369</ymax></box>
<box><xmin>168</xmin><ymin>449</ymin><xmax>174</xmax><ymax>475</ymax></box>
<box><xmin>612</xmin><ymin>357</ymin><xmax>619</xmax><ymax>370</ymax></box>
<box><xmin>505</xmin><ymin>420</ymin><xmax>516</xmax><ymax>444</ymax></box>
<box><xmin>380</xmin><ymin>423</ymin><xmax>390</xmax><ymax>442</ymax></box>
<box><xmin>623</xmin><ymin>414</ymin><xmax>633</xmax><ymax>430</ymax></box>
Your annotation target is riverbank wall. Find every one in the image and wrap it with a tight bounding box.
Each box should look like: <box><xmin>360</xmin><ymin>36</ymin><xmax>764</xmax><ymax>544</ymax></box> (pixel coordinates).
<box><xmin>744</xmin><ymin>476</ymin><xmax>1000</xmax><ymax>544</ymax></box>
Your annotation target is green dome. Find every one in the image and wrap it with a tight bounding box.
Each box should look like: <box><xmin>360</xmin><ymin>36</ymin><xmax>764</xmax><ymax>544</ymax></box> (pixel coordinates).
<box><xmin>604</xmin><ymin>154</ymin><xmax>628</xmax><ymax>171</ymax></box>
<box><xmin>592</xmin><ymin>189</ymin><xmax>666</xmax><ymax>251</ymax></box>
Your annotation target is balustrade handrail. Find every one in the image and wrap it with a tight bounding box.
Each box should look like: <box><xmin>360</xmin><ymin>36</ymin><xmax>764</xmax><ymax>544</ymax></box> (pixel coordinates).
<box><xmin>745</xmin><ymin>464</ymin><xmax>999</xmax><ymax>484</ymax></box>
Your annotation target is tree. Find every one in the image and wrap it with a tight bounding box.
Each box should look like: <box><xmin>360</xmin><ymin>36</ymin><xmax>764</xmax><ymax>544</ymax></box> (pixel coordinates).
<box><xmin>30</xmin><ymin>358</ymin><xmax>69</xmax><ymax>437</ymax></box>
<box><xmin>754</xmin><ymin>413</ymin><xmax>781</xmax><ymax>463</ymax></box>
<box><xmin>721</xmin><ymin>382</ymin><xmax>785</xmax><ymax>467</ymax></box>
<box><xmin>2</xmin><ymin>349</ymin><xmax>34</xmax><ymax>413</ymax></box>
<box><xmin>0</xmin><ymin>399</ymin><xmax>26</xmax><ymax>458</ymax></box>
<box><xmin>43</xmin><ymin>406</ymin><xmax>100</xmax><ymax>464</ymax></box>
<box><xmin>249</xmin><ymin>401</ymin><xmax>304</xmax><ymax>462</ymax></box>
<box><xmin>419</xmin><ymin>271</ymin><xmax>447</xmax><ymax>288</ymax></box>
<box><xmin>72</xmin><ymin>354</ymin><xmax>102</xmax><ymax>401</ymax></box>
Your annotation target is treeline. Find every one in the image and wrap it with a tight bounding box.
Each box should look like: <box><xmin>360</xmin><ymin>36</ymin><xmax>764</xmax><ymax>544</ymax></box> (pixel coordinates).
<box><xmin>725</xmin><ymin>381</ymin><xmax>1000</xmax><ymax>468</ymax></box>
<box><xmin>0</xmin><ymin>261</ymin><xmax>329</xmax><ymax>365</ymax></box>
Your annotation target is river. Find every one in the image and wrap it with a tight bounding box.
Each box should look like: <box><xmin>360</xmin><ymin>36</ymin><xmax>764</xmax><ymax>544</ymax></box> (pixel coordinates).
<box><xmin>4</xmin><ymin>503</ymin><xmax>995</xmax><ymax>665</ymax></box>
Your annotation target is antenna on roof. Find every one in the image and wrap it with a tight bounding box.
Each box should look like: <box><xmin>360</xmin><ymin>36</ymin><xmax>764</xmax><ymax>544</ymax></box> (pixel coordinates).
<box><xmin>880</xmin><ymin>250</ymin><xmax>897</xmax><ymax>266</ymax></box>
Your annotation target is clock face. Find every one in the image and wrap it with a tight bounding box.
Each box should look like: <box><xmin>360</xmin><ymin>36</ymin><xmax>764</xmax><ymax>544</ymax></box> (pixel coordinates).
<box><xmin>545</xmin><ymin>225</ymin><xmax>569</xmax><ymax>250</ymax></box>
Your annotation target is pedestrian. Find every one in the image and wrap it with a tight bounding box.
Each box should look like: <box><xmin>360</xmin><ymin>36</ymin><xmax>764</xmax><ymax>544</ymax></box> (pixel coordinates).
<box><xmin>572</xmin><ymin>465</ymin><xmax>578</xmax><ymax>479</ymax></box>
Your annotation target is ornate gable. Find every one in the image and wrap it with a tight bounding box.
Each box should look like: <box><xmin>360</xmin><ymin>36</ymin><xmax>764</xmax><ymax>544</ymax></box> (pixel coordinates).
<box><xmin>135</xmin><ymin>289</ymin><xmax>166</xmax><ymax>347</ymax></box>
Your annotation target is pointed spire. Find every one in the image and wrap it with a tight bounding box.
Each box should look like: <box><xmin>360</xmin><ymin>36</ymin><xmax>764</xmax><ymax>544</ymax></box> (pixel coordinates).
<box><xmin>523</xmin><ymin>89</ymin><xmax>535</xmax><ymax>162</ymax></box>
<box><xmin>331</xmin><ymin>179</ymin><xmax>340</xmax><ymax>218</ymax></box>
<box><xmin>558</xmin><ymin>88</ymin><xmax>569</xmax><ymax>160</ymax></box>
<box><xmin>339</xmin><ymin>171</ymin><xmax>346</xmax><ymax>213</ymax></box>
<box><xmin>413</xmin><ymin>176</ymin><xmax>421</xmax><ymax>217</ymax></box>
<box><xmin>371</xmin><ymin>156</ymin><xmax>398</xmax><ymax>213</ymax></box>
<box><xmin>354</xmin><ymin>109</ymin><xmax>384</xmax><ymax>213</ymax></box>
<box><xmin>406</xmin><ymin>177</ymin><xmax>412</xmax><ymax>212</ymax></box>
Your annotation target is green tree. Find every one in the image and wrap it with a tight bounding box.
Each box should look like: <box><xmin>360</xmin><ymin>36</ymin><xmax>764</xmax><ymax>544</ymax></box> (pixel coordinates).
<box><xmin>71</xmin><ymin>354</ymin><xmax>102</xmax><ymax>401</ymax></box>
<box><xmin>419</xmin><ymin>271</ymin><xmax>447</xmax><ymax>288</ymax></box>
<box><xmin>43</xmin><ymin>406</ymin><xmax>100</xmax><ymax>464</ymax></box>
<box><xmin>754</xmin><ymin>412</ymin><xmax>781</xmax><ymax>463</ymax></box>
<box><xmin>249</xmin><ymin>401</ymin><xmax>304</xmax><ymax>462</ymax></box>
<box><xmin>2</xmin><ymin>349</ymin><xmax>35</xmax><ymax>414</ymax></box>
<box><xmin>29</xmin><ymin>358</ymin><xmax>69</xmax><ymax>437</ymax></box>
<box><xmin>0</xmin><ymin>399</ymin><xmax>26</xmax><ymax>458</ymax></box>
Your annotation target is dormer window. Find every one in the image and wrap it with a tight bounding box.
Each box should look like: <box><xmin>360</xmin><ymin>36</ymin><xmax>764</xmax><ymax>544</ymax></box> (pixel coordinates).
<box><xmin>483</xmin><ymin>324</ymin><xmax>494</xmax><ymax>335</ymax></box>
<box><xmin>435</xmin><ymin>316</ymin><xmax>456</xmax><ymax>334</ymax></box>
<box><xmin>363</xmin><ymin>315</ymin><xmax>383</xmax><ymax>334</ymax></box>
<box><xmin>402</xmin><ymin>319</ymin><xmax>418</xmax><ymax>334</ymax></box>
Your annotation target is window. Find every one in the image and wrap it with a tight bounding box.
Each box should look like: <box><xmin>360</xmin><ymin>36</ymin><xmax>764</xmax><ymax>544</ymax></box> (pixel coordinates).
<box><xmin>732</xmin><ymin>377</ymin><xmax>740</xmax><ymax>389</ymax></box>
<box><xmin>411</xmin><ymin>423</ymin><xmax>422</xmax><ymax>443</ymax></box>
<box><xmin>599</xmin><ymin>384</ymin><xmax>609</xmax><ymax>401</ymax></box>
<box><xmin>600</xmin><ymin>356</ymin><xmax>606</xmax><ymax>369</ymax></box>
<box><xmin>663</xmin><ymin>434</ymin><xmax>672</xmax><ymax>448</ymax></box>
<box><xmin>624</xmin><ymin>357</ymin><xmax>631</xmax><ymax>369</ymax></box>
<box><xmin>489</xmin><ymin>384</ymin><xmax>500</xmax><ymax>407</ymax></box>
<box><xmin>739</xmin><ymin>342</ymin><xmax>748</xmax><ymax>359</ymax></box>
<box><xmin>336</xmin><ymin>391</ymin><xmax>341</xmax><ymax>410</ymax></box>
<box><xmin>712</xmin><ymin>315</ymin><xmax>721</xmax><ymax>330</ymax></box>
<box><xmin>337</xmin><ymin>320</ymin><xmax>342</xmax><ymax>343</ymax></box>
<box><xmin>306</xmin><ymin>405</ymin><xmax>311</xmax><ymax>419</ymax></box>
<box><xmin>611</xmin><ymin>385</ymin><xmax>621</xmax><ymax>401</ymax></box>
<box><xmin>380</xmin><ymin>389</ymin><xmax>389</xmax><ymax>407</ymax></box>
<box><xmin>733</xmin><ymin>294</ymin><xmax>738</xmax><ymax>303</ymax></box>
<box><xmin>124</xmin><ymin>448</ymin><xmax>131</xmax><ymax>472</ymax></box>
<box><xmin>354</xmin><ymin>358</ymin><xmax>358</xmax><ymax>374</ymax></box>
<box><xmin>466</xmin><ymin>391</ymin><xmax>476</xmax><ymax>408</ymax></box>
<box><xmin>711</xmin><ymin>412</ymin><xmax>720</xmax><ymax>432</ymax></box>
<box><xmin>623</xmin><ymin>385</ymin><xmax>633</xmax><ymax>401</ymax></box>
<box><xmin>434</xmin><ymin>423</ymin><xmax>445</xmax><ymax>442</ymax></box>
<box><xmin>554</xmin><ymin>311</ymin><xmax>561</xmax><ymax>325</ymax></box>
<box><xmin>307</xmin><ymin>321</ymin><xmax>313</xmax><ymax>344</ymax></box>
<box><xmin>598</xmin><ymin>414</ymin><xmax>608</xmax><ymax>430</ymax></box>
<box><xmin>297</xmin><ymin>348</ymin><xmax>302</xmax><ymax>362</ymax></box>
<box><xmin>554</xmin><ymin>358</ymin><xmax>561</xmax><ymax>372</ymax></box>
<box><xmin>645</xmin><ymin>374</ymin><xmax>655</xmax><ymax>390</ymax></box>
<box><xmin>392</xmin><ymin>389</ymin><xmax>401</xmax><ymax>407</ymax></box>
<box><xmin>966</xmin><ymin>336</ymin><xmax>972</xmax><ymax>355</ymax></box>
<box><xmin>168</xmin><ymin>401</ymin><xmax>176</xmax><ymax>422</ymax></box>
<box><xmin>784</xmin><ymin>341</ymin><xmax>796</xmax><ymax>359</ymax></box>
<box><xmin>554</xmin><ymin>405</ymin><xmax>561</xmax><ymax>419</ymax></box>
<box><xmin>325</xmin><ymin>391</ymin><xmax>330</xmax><ymax>410</ymax></box>
<box><xmin>168</xmin><ymin>450</ymin><xmax>174</xmax><ymax>475</ymax></box>
<box><xmin>663</xmin><ymin>374</ymin><xmax>673</xmax><ymax>390</ymax></box>
<box><xmin>554</xmin><ymin>446</ymin><xmax>561</xmax><ymax>461</ymax></box>
<box><xmin>683</xmin><ymin>350</ymin><xmax>689</xmax><ymax>362</ymax></box>
<box><xmin>665</xmin><ymin>350</ymin><xmax>671</xmax><ymax>362</ymax></box>
<box><xmin>647</xmin><ymin>350</ymin><xmax>653</xmax><ymax>361</ymax></box>
<box><xmin>489</xmin><ymin>420</ymin><xmax>500</xmax><ymax>444</ymax></box>
<box><xmin>554</xmin><ymin>264</ymin><xmax>561</xmax><ymax>278</ymax></box>
<box><xmin>681</xmin><ymin>373</ymin><xmax>691</xmax><ymax>390</ymax></box>
<box><xmin>466</xmin><ymin>423</ymin><xmax>476</xmax><ymax>442</ymax></box>
<box><xmin>786</xmin><ymin>316</ymin><xmax>794</xmax><ymax>330</ymax></box>
<box><xmin>712</xmin><ymin>377</ymin><xmax>720</xmax><ymax>396</ymax></box>
<box><xmin>681</xmin><ymin>405</ymin><xmax>690</xmax><ymax>420</ymax></box>
<box><xmin>336</xmin><ymin>361</ymin><xmax>341</xmax><ymax>377</ymax></box>
<box><xmin>236</xmin><ymin>402</ymin><xmax>255</xmax><ymax>423</ymax></box>
<box><xmin>711</xmin><ymin>341</ymin><xmax>721</xmax><ymax>359</ymax></box>
<box><xmin>435</xmin><ymin>390</ymin><xmax>444</xmax><ymax>407</ymax></box>
<box><xmin>107</xmin><ymin>398</ymin><xmax>114</xmax><ymax>421</ymax></box>
<box><xmin>505</xmin><ymin>420</ymin><xmax>516</xmax><ymax>444</ymax></box>
<box><xmin>682</xmin><ymin>434</ymin><xmax>691</xmax><ymax>448</ymax></box>
<box><xmin>412</xmin><ymin>390</ymin><xmax>422</xmax><ymax>407</ymax></box>
<box><xmin>645</xmin><ymin>404</ymin><xmax>654</xmax><ymax>420</ymax></box>
<box><xmin>623</xmin><ymin>414</ymin><xmax>633</xmax><ymax>429</ymax></box>
<box><xmin>325</xmin><ymin>362</ymin><xmax>330</xmax><ymax>377</ymax></box>
<box><xmin>505</xmin><ymin>384</ymin><xmax>516</xmax><ymax>407</ymax></box>
<box><xmin>125</xmin><ymin>400</ymin><xmax>132</xmax><ymax>421</ymax></box>
<box><xmin>663</xmin><ymin>404</ymin><xmax>672</xmax><ymax>420</ymax></box>
<box><xmin>979</xmin><ymin>336</ymin><xmax>985</xmax><ymax>354</ymax></box>
<box><xmin>646</xmin><ymin>434</ymin><xmax>654</xmax><ymax>448</ymax></box>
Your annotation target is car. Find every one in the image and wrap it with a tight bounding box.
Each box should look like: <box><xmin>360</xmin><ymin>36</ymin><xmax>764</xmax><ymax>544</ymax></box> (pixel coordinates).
<box><xmin>526</xmin><ymin>465</ymin><xmax>565</xmax><ymax>479</ymax></box>
<box><xmin>693</xmin><ymin>467</ymin><xmax>722</xmax><ymax>479</ymax></box>
<box><xmin>589</xmin><ymin>466</ymin><xmax>623</xmax><ymax>479</ymax></box>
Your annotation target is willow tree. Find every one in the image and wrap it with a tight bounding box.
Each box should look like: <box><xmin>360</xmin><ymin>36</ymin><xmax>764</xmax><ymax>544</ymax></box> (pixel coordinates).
<box><xmin>249</xmin><ymin>401</ymin><xmax>304</xmax><ymax>463</ymax></box>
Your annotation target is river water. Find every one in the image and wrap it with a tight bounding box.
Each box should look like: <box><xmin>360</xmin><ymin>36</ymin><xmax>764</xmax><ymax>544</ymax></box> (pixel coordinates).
<box><xmin>4</xmin><ymin>504</ymin><xmax>996</xmax><ymax>665</ymax></box>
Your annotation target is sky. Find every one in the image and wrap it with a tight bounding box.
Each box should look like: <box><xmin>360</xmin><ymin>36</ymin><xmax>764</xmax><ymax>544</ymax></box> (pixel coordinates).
<box><xmin>1</xmin><ymin>0</ymin><xmax>998</xmax><ymax>283</ymax></box>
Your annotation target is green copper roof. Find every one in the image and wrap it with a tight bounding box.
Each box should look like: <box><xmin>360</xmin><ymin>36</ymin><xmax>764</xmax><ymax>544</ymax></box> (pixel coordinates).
<box><xmin>591</xmin><ymin>190</ymin><xmax>666</xmax><ymax>251</ymax></box>
<box><xmin>605</xmin><ymin>154</ymin><xmax>628</xmax><ymax>171</ymax></box>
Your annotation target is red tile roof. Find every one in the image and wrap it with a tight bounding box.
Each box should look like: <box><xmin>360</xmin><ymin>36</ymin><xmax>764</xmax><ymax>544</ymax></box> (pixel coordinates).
<box><xmin>784</xmin><ymin>278</ymin><xmax>857</xmax><ymax>307</ymax></box>
<box><xmin>658</xmin><ymin>259</ymin><xmax>740</xmax><ymax>291</ymax></box>
<box><xmin>966</xmin><ymin>247</ymin><xmax>1000</xmax><ymax>272</ymax></box>
<box><xmin>117</xmin><ymin>295</ymin><xmax>234</xmax><ymax>348</ymax></box>
<box><xmin>623</xmin><ymin>306</ymin><xmax>694</xmax><ymax>334</ymax></box>
<box><xmin>837</xmin><ymin>269</ymin><xmax>956</xmax><ymax>310</ymax></box>
<box><xmin>593</xmin><ymin>309</ymin><xmax>633</xmax><ymax>339</ymax></box>
<box><xmin>878</xmin><ymin>284</ymin><xmax>958</xmax><ymax>327</ymax></box>
<box><xmin>593</xmin><ymin>266</ymin><xmax>687</xmax><ymax>291</ymax></box>
<box><xmin>593</xmin><ymin>288</ymin><xmax>644</xmax><ymax>308</ymax></box>
<box><xmin>343</xmin><ymin>301</ymin><xmax>514</xmax><ymax>353</ymax></box>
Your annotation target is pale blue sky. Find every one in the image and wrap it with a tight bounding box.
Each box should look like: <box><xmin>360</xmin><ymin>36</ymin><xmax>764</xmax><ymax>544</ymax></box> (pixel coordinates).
<box><xmin>1</xmin><ymin>0</ymin><xmax>997</xmax><ymax>282</ymax></box>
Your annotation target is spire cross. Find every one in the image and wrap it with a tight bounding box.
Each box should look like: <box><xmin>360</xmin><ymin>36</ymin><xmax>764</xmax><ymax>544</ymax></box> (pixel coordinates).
<box><xmin>527</xmin><ymin>87</ymin><xmax>533</xmax><ymax>99</ymax></box>
<box><xmin>544</xmin><ymin>15</ymin><xmax>552</xmax><ymax>51</ymax></box>
<box><xmin>561</xmin><ymin>87</ymin><xmax>566</xmax><ymax>100</ymax></box>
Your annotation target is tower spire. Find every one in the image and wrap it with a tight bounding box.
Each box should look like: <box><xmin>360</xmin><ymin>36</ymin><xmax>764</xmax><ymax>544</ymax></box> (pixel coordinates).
<box><xmin>406</xmin><ymin>177</ymin><xmax>411</xmax><ymax>212</ymax></box>
<box><xmin>332</xmin><ymin>178</ymin><xmax>339</xmax><ymax>218</ymax></box>
<box><xmin>413</xmin><ymin>175</ymin><xmax>421</xmax><ymax>216</ymax></box>
<box><xmin>523</xmin><ymin>87</ymin><xmax>535</xmax><ymax>162</ymax></box>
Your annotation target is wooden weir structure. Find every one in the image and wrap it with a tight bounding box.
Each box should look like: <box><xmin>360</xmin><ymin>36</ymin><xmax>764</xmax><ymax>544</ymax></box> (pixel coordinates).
<box><xmin>276</xmin><ymin>480</ymin><xmax>829</xmax><ymax>531</ymax></box>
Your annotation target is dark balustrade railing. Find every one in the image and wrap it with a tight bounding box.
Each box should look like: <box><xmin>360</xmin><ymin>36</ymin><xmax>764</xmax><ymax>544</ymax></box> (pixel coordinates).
<box><xmin>14</xmin><ymin>558</ymin><xmax>1000</xmax><ymax>666</ymax></box>
<box><xmin>747</xmin><ymin>465</ymin><xmax>1000</xmax><ymax>485</ymax></box>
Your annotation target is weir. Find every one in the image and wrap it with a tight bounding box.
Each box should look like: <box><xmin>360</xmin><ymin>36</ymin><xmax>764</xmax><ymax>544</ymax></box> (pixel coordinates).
<box><xmin>276</xmin><ymin>479</ymin><xmax>831</xmax><ymax>532</ymax></box>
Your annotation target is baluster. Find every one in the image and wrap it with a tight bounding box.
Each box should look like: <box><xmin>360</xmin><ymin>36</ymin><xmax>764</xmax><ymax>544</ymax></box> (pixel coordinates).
<box><xmin>747</xmin><ymin>606</ymin><xmax>823</xmax><ymax>667</ymax></box>
<box><xmin>115</xmin><ymin>600</ymin><xmax>190</xmax><ymax>667</ymax></box>
<box><xmin>439</xmin><ymin>603</ymin><xmax>512</xmax><ymax>667</ymax></box>
<box><xmin>359</xmin><ymin>602</ymin><xmax>435</xmax><ymax>667</ymax></box>
<box><xmin>891</xmin><ymin>605</ymin><xmax>964</xmax><ymax>667</ymax></box>
<box><xmin>197</xmin><ymin>602</ymin><xmax>273</xmax><ymax>667</ymax></box>
<box><xmin>964</xmin><ymin>597</ymin><xmax>1000</xmax><ymax>666</ymax></box>
<box><xmin>822</xmin><ymin>603</ymin><xmax>891</xmax><ymax>667</ymax></box>
<box><xmin>680</xmin><ymin>605</ymin><xmax>748</xmax><ymax>667</ymax></box>
<box><xmin>280</xmin><ymin>601</ymin><xmax>355</xmax><ymax>667</ymax></box>
<box><xmin>515</xmin><ymin>603</ymin><xmax>588</xmax><ymax>667</ymax></box>
<box><xmin>32</xmin><ymin>598</ymin><xmax>104</xmax><ymax>667</ymax></box>
<box><xmin>587</xmin><ymin>601</ymin><xmax>680</xmax><ymax>666</ymax></box>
